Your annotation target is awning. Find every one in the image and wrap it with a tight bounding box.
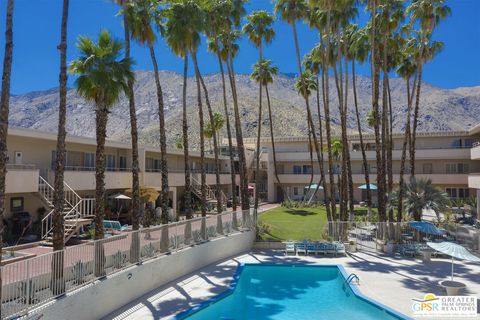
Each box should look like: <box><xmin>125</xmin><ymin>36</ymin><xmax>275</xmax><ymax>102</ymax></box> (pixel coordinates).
<box><xmin>358</xmin><ymin>183</ymin><xmax>378</xmax><ymax>190</ymax></box>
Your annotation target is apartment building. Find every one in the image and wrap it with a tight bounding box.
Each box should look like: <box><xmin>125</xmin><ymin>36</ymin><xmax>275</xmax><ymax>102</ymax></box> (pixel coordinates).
<box><xmin>468</xmin><ymin>123</ymin><xmax>480</xmax><ymax>214</ymax></box>
<box><xmin>243</xmin><ymin>129</ymin><xmax>480</xmax><ymax>204</ymax></box>
<box><xmin>4</xmin><ymin>127</ymin><xmax>232</xmax><ymax>241</ymax></box>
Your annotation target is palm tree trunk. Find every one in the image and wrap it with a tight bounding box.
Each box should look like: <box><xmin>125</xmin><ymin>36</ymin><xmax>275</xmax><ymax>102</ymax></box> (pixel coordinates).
<box><xmin>386</xmin><ymin>75</ymin><xmax>394</xmax><ymax>224</ymax></box>
<box><xmin>182</xmin><ymin>56</ymin><xmax>193</xmax><ymax>219</ymax></box>
<box><xmin>122</xmin><ymin>3</ymin><xmax>141</xmax><ymax>263</ymax></box>
<box><xmin>214</xmin><ymin>45</ymin><xmax>237</xmax><ymax>212</ymax></box>
<box><xmin>315</xmin><ymin>75</ymin><xmax>330</xmax><ymax>221</ymax></box>
<box><xmin>226</xmin><ymin>54</ymin><xmax>249</xmax><ymax>211</ymax></box>
<box><xmin>191</xmin><ymin>52</ymin><xmax>222</xmax><ymax>215</ymax></box>
<box><xmin>265</xmin><ymin>83</ymin><xmax>287</xmax><ymax>201</ymax></box>
<box><xmin>94</xmin><ymin>107</ymin><xmax>108</xmax><ymax>240</ymax></box>
<box><xmin>322</xmin><ymin>12</ymin><xmax>337</xmax><ymax>221</ymax></box>
<box><xmin>122</xmin><ymin>2</ymin><xmax>140</xmax><ymax>232</ymax></box>
<box><xmin>191</xmin><ymin>52</ymin><xmax>207</xmax><ymax>217</ymax></box>
<box><xmin>254</xmin><ymin>46</ymin><xmax>263</xmax><ymax>219</ymax></box>
<box><xmin>148</xmin><ymin>45</ymin><xmax>169</xmax><ymax>223</ymax></box>
<box><xmin>304</xmin><ymin>120</ymin><xmax>315</xmax><ymax>204</ymax></box>
<box><xmin>410</xmin><ymin>64</ymin><xmax>423</xmax><ymax>178</ymax></box>
<box><xmin>352</xmin><ymin>60</ymin><xmax>372</xmax><ymax>217</ymax></box>
<box><xmin>0</xmin><ymin>2</ymin><xmax>14</xmax><ymax>292</ymax></box>
<box><xmin>51</xmin><ymin>0</ymin><xmax>68</xmax><ymax>295</ymax></box>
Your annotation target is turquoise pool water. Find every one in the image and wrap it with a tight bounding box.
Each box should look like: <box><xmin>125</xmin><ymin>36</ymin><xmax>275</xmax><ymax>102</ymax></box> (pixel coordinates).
<box><xmin>179</xmin><ymin>264</ymin><xmax>408</xmax><ymax>320</ymax></box>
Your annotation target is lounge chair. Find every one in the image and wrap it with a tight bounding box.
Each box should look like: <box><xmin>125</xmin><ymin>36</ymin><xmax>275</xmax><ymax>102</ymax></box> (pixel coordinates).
<box><xmin>285</xmin><ymin>241</ymin><xmax>296</xmax><ymax>256</ymax></box>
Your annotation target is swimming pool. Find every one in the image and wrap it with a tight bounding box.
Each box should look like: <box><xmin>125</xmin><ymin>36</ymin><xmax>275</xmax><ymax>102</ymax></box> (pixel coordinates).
<box><xmin>177</xmin><ymin>264</ymin><xmax>410</xmax><ymax>320</ymax></box>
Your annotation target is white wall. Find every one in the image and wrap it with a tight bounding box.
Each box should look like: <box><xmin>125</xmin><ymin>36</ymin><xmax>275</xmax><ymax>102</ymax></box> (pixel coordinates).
<box><xmin>36</xmin><ymin>231</ymin><xmax>255</xmax><ymax>320</ymax></box>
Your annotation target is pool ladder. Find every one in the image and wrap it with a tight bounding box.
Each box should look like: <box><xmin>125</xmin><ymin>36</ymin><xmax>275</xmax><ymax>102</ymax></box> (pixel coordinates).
<box><xmin>346</xmin><ymin>273</ymin><xmax>360</xmax><ymax>285</ymax></box>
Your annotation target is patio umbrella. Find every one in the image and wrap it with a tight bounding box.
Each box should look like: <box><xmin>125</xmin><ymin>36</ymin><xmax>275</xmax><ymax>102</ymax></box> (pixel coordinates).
<box><xmin>304</xmin><ymin>183</ymin><xmax>323</xmax><ymax>190</ymax></box>
<box><xmin>408</xmin><ymin>221</ymin><xmax>445</xmax><ymax>236</ymax></box>
<box><xmin>427</xmin><ymin>241</ymin><xmax>480</xmax><ymax>280</ymax></box>
<box><xmin>109</xmin><ymin>193</ymin><xmax>132</xmax><ymax>200</ymax></box>
<box><xmin>358</xmin><ymin>183</ymin><xmax>378</xmax><ymax>190</ymax></box>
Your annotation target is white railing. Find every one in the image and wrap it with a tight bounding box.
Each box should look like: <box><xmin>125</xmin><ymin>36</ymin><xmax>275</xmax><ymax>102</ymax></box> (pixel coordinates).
<box><xmin>1</xmin><ymin>210</ymin><xmax>254</xmax><ymax>319</ymax></box>
<box><xmin>39</xmin><ymin>176</ymin><xmax>94</xmax><ymax>241</ymax></box>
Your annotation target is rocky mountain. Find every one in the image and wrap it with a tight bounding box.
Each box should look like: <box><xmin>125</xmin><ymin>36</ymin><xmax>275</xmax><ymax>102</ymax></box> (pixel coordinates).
<box><xmin>9</xmin><ymin>70</ymin><xmax>480</xmax><ymax>149</ymax></box>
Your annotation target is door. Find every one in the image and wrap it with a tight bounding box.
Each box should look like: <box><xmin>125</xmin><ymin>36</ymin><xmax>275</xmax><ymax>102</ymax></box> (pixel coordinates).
<box><xmin>14</xmin><ymin>151</ymin><xmax>23</xmax><ymax>165</ymax></box>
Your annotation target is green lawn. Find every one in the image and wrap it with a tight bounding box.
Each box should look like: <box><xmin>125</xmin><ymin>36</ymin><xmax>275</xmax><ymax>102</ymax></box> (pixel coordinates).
<box><xmin>257</xmin><ymin>206</ymin><xmax>380</xmax><ymax>241</ymax></box>
<box><xmin>258</xmin><ymin>207</ymin><xmax>328</xmax><ymax>241</ymax></box>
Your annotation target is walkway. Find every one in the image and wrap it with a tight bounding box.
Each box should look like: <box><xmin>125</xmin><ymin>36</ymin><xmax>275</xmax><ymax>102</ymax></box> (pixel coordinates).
<box><xmin>104</xmin><ymin>250</ymin><xmax>480</xmax><ymax>320</ymax></box>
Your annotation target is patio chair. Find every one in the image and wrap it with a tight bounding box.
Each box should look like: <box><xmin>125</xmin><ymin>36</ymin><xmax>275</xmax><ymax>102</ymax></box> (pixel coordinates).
<box><xmin>307</xmin><ymin>242</ymin><xmax>321</xmax><ymax>255</ymax></box>
<box><xmin>316</xmin><ymin>242</ymin><xmax>327</xmax><ymax>255</ymax></box>
<box><xmin>324</xmin><ymin>243</ymin><xmax>337</xmax><ymax>256</ymax></box>
<box><xmin>296</xmin><ymin>242</ymin><xmax>307</xmax><ymax>255</ymax></box>
<box><xmin>334</xmin><ymin>242</ymin><xmax>346</xmax><ymax>256</ymax></box>
<box><xmin>285</xmin><ymin>242</ymin><xmax>296</xmax><ymax>256</ymax></box>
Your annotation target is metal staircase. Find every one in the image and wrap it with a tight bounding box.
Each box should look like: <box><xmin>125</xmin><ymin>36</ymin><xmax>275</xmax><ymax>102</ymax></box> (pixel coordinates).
<box><xmin>191</xmin><ymin>175</ymin><xmax>227</xmax><ymax>211</ymax></box>
<box><xmin>39</xmin><ymin>176</ymin><xmax>95</xmax><ymax>245</ymax></box>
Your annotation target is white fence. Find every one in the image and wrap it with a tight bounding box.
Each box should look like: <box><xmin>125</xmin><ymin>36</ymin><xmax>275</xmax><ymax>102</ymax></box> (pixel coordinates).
<box><xmin>1</xmin><ymin>210</ymin><xmax>254</xmax><ymax>319</ymax></box>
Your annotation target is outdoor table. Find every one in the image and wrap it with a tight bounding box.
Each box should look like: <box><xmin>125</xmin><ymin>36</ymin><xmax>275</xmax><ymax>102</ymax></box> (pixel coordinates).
<box><xmin>439</xmin><ymin>280</ymin><xmax>466</xmax><ymax>295</ymax></box>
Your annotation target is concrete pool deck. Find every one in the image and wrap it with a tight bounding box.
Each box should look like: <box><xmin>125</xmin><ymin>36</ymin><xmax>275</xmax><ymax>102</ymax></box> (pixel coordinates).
<box><xmin>104</xmin><ymin>250</ymin><xmax>480</xmax><ymax>320</ymax></box>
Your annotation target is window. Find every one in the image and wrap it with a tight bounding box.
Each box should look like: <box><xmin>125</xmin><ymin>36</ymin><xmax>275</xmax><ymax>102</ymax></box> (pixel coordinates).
<box><xmin>153</xmin><ymin>159</ymin><xmax>161</xmax><ymax>172</ymax></box>
<box><xmin>84</xmin><ymin>153</ymin><xmax>94</xmax><ymax>170</ymax></box>
<box><xmin>293</xmin><ymin>187</ymin><xmax>298</xmax><ymax>196</ymax></box>
<box><xmin>10</xmin><ymin>197</ymin><xmax>24</xmax><ymax>213</ymax></box>
<box><xmin>446</xmin><ymin>187</ymin><xmax>469</xmax><ymax>199</ymax></box>
<box><xmin>459</xmin><ymin>188</ymin><xmax>470</xmax><ymax>199</ymax></box>
<box><xmin>423</xmin><ymin>163</ymin><xmax>433</xmax><ymax>174</ymax></box>
<box><xmin>293</xmin><ymin>165</ymin><xmax>302</xmax><ymax>174</ymax></box>
<box><xmin>446</xmin><ymin>163</ymin><xmax>469</xmax><ymax>174</ymax></box>
<box><xmin>302</xmin><ymin>165</ymin><xmax>312</xmax><ymax>174</ymax></box>
<box><xmin>446</xmin><ymin>188</ymin><xmax>457</xmax><ymax>198</ymax></box>
<box><xmin>106</xmin><ymin>155</ymin><xmax>116</xmax><ymax>171</ymax></box>
<box><xmin>119</xmin><ymin>156</ymin><xmax>127</xmax><ymax>171</ymax></box>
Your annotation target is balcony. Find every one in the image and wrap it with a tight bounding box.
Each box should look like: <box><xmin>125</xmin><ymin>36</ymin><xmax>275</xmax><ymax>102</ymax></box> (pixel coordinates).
<box><xmin>144</xmin><ymin>169</ymin><xmax>232</xmax><ymax>188</ymax></box>
<box><xmin>62</xmin><ymin>167</ymin><xmax>132</xmax><ymax>190</ymax></box>
<box><xmin>468</xmin><ymin>173</ymin><xmax>480</xmax><ymax>189</ymax></box>
<box><xmin>471</xmin><ymin>142</ymin><xmax>480</xmax><ymax>160</ymax></box>
<box><xmin>6</xmin><ymin>164</ymin><xmax>39</xmax><ymax>193</ymax></box>
<box><xmin>276</xmin><ymin>172</ymin><xmax>469</xmax><ymax>185</ymax></box>
<box><xmin>274</xmin><ymin>147</ymin><xmax>471</xmax><ymax>162</ymax></box>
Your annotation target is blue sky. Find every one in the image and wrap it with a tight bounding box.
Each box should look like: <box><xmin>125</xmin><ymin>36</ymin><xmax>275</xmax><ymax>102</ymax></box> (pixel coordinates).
<box><xmin>0</xmin><ymin>0</ymin><xmax>479</xmax><ymax>94</ymax></box>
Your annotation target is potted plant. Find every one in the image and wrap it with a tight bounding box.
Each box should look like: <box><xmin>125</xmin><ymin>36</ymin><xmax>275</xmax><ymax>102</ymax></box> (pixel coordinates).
<box><xmin>346</xmin><ymin>240</ymin><xmax>356</xmax><ymax>253</ymax></box>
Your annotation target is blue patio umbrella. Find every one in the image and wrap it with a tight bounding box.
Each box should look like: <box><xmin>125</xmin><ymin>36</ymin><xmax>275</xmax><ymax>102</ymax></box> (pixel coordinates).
<box><xmin>358</xmin><ymin>183</ymin><xmax>378</xmax><ymax>190</ymax></box>
<box><xmin>409</xmin><ymin>221</ymin><xmax>446</xmax><ymax>236</ymax></box>
<box><xmin>427</xmin><ymin>241</ymin><xmax>480</xmax><ymax>280</ymax></box>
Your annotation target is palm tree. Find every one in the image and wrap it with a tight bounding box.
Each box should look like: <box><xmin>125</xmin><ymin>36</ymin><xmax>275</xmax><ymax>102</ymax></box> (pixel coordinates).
<box><xmin>203</xmin><ymin>113</ymin><xmax>224</xmax><ymax>154</ymax></box>
<box><xmin>69</xmin><ymin>30</ymin><xmax>133</xmax><ymax>275</ymax></box>
<box><xmin>303</xmin><ymin>47</ymin><xmax>328</xmax><ymax>209</ymax></box>
<box><xmin>51</xmin><ymin>0</ymin><xmax>69</xmax><ymax>295</ymax></box>
<box><xmin>221</xmin><ymin>29</ymin><xmax>250</xmax><ymax>212</ymax></box>
<box><xmin>242</xmin><ymin>10</ymin><xmax>275</xmax><ymax>219</ymax></box>
<box><xmin>348</xmin><ymin>25</ymin><xmax>373</xmax><ymax>218</ymax></box>
<box><xmin>0</xmin><ymin>0</ymin><xmax>14</xmax><ymax>297</ymax></box>
<box><xmin>406</xmin><ymin>0</ymin><xmax>450</xmax><ymax>177</ymax></box>
<box><xmin>274</xmin><ymin>0</ymin><xmax>325</xmax><ymax>210</ymax></box>
<box><xmin>69</xmin><ymin>30</ymin><xmax>133</xmax><ymax>238</ymax></box>
<box><xmin>113</xmin><ymin>0</ymin><xmax>141</xmax><ymax>263</ymax></box>
<box><xmin>163</xmin><ymin>1</ymin><xmax>202</xmax><ymax>220</ymax></box>
<box><xmin>250</xmin><ymin>59</ymin><xmax>288</xmax><ymax>202</ymax></box>
<box><xmin>397</xmin><ymin>177</ymin><xmax>450</xmax><ymax>221</ymax></box>
<box><xmin>126</xmin><ymin>0</ymin><xmax>169</xmax><ymax>223</ymax></box>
